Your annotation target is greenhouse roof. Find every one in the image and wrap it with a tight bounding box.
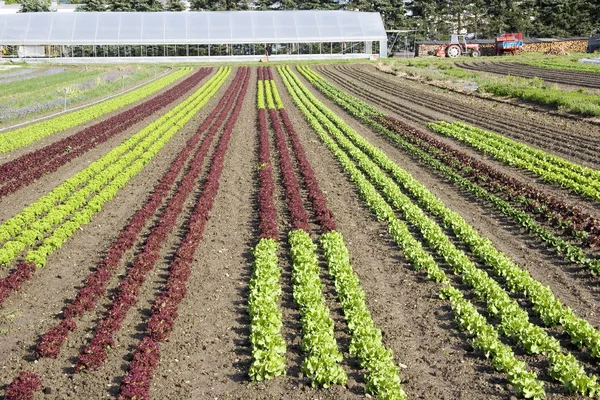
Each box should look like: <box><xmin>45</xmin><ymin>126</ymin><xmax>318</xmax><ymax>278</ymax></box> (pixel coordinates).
<box><xmin>0</xmin><ymin>11</ymin><xmax>386</xmax><ymax>45</ymax></box>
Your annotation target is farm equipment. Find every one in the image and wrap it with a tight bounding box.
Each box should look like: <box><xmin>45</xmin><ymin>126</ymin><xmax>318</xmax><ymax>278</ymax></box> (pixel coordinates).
<box><xmin>435</xmin><ymin>34</ymin><xmax>480</xmax><ymax>58</ymax></box>
<box><xmin>495</xmin><ymin>32</ymin><xmax>523</xmax><ymax>55</ymax></box>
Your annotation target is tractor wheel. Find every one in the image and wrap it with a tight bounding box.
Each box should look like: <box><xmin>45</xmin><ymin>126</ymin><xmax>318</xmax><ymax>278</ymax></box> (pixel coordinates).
<box><xmin>470</xmin><ymin>50</ymin><xmax>480</xmax><ymax>57</ymax></box>
<box><xmin>446</xmin><ymin>45</ymin><xmax>461</xmax><ymax>58</ymax></box>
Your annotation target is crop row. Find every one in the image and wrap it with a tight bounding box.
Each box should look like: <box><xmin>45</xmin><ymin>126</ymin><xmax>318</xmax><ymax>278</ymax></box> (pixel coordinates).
<box><xmin>0</xmin><ymin>67</ymin><xmax>230</xmax><ymax>307</ymax></box>
<box><xmin>283</xmin><ymin>66</ymin><xmax>599</xmax><ymax>396</ymax></box>
<box><xmin>298</xmin><ymin>65</ymin><xmax>600</xmax><ymax>357</ymax></box>
<box><xmin>429</xmin><ymin>121</ymin><xmax>600</xmax><ymax>202</ymax></box>
<box><xmin>0</xmin><ymin>68</ymin><xmax>190</xmax><ymax>154</ymax></box>
<box><xmin>280</xmin><ymin>65</ymin><xmax>543</xmax><ymax>398</ymax></box>
<box><xmin>34</xmin><ymin>67</ymin><xmax>239</xmax><ymax>362</ymax></box>
<box><xmin>248</xmin><ymin>68</ymin><xmax>286</xmax><ymax>381</ymax></box>
<box><xmin>75</xmin><ymin>67</ymin><xmax>236</xmax><ymax>372</ymax></box>
<box><xmin>306</xmin><ymin>64</ymin><xmax>600</xmax><ymax>246</ymax></box>
<box><xmin>371</xmin><ymin>116</ymin><xmax>600</xmax><ymax>248</ymax></box>
<box><xmin>118</xmin><ymin>67</ymin><xmax>250</xmax><ymax>400</ymax></box>
<box><xmin>0</xmin><ymin>68</ymin><xmax>212</xmax><ymax>198</ymax></box>
<box><xmin>5</xmin><ymin>68</ymin><xmax>234</xmax><ymax>399</ymax></box>
<box><xmin>0</xmin><ymin>68</ymin><xmax>228</xmax><ymax>267</ymax></box>
<box><xmin>262</xmin><ymin>67</ymin><xmax>346</xmax><ymax>387</ymax></box>
<box><xmin>372</xmin><ymin>116</ymin><xmax>600</xmax><ymax>272</ymax></box>
<box><xmin>275</xmin><ymin>67</ymin><xmax>405</xmax><ymax>398</ymax></box>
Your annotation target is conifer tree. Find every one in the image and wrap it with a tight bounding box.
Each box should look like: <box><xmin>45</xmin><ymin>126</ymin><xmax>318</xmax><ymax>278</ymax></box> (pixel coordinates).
<box><xmin>18</xmin><ymin>0</ymin><xmax>50</xmax><ymax>12</ymax></box>
<box><xmin>106</xmin><ymin>0</ymin><xmax>133</xmax><ymax>11</ymax></box>
<box><xmin>166</xmin><ymin>0</ymin><xmax>185</xmax><ymax>10</ymax></box>
<box><xmin>76</xmin><ymin>0</ymin><xmax>106</xmax><ymax>11</ymax></box>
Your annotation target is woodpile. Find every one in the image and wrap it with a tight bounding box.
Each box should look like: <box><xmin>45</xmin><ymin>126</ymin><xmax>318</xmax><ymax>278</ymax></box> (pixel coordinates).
<box><xmin>521</xmin><ymin>39</ymin><xmax>587</xmax><ymax>54</ymax></box>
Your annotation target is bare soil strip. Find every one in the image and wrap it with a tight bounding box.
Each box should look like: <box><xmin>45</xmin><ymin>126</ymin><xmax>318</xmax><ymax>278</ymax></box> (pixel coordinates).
<box><xmin>317</xmin><ymin>64</ymin><xmax>600</xmax><ymax>168</ymax></box>
<box><xmin>457</xmin><ymin>61</ymin><xmax>600</xmax><ymax>89</ymax></box>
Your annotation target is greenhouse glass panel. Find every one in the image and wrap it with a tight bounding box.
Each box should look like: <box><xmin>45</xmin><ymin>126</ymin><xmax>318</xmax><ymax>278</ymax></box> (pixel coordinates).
<box><xmin>72</xmin><ymin>13</ymin><xmax>98</xmax><ymax>45</ymax></box>
<box><xmin>273</xmin><ymin>12</ymin><xmax>297</xmax><ymax>43</ymax></box>
<box><xmin>3</xmin><ymin>15</ymin><xmax>28</xmax><ymax>44</ymax></box>
<box><xmin>208</xmin><ymin>13</ymin><xmax>231</xmax><ymax>43</ymax></box>
<box><xmin>361</xmin><ymin>13</ymin><xmax>386</xmax><ymax>38</ymax></box>
<box><xmin>164</xmin><ymin>13</ymin><xmax>187</xmax><ymax>43</ymax></box>
<box><xmin>25</xmin><ymin>14</ymin><xmax>52</xmax><ymax>43</ymax></box>
<box><xmin>338</xmin><ymin>12</ymin><xmax>364</xmax><ymax>40</ymax></box>
<box><xmin>120</xmin><ymin>14</ymin><xmax>143</xmax><ymax>44</ymax></box>
<box><xmin>294</xmin><ymin>12</ymin><xmax>320</xmax><ymax>41</ymax></box>
<box><xmin>251</xmin><ymin>12</ymin><xmax>276</xmax><ymax>42</ymax></box>
<box><xmin>49</xmin><ymin>14</ymin><xmax>76</xmax><ymax>43</ymax></box>
<box><xmin>315</xmin><ymin>13</ymin><xmax>341</xmax><ymax>42</ymax></box>
<box><xmin>187</xmin><ymin>13</ymin><xmax>210</xmax><ymax>43</ymax></box>
<box><xmin>96</xmin><ymin>13</ymin><xmax>121</xmax><ymax>44</ymax></box>
<box><xmin>0</xmin><ymin>16</ymin><xmax>6</xmax><ymax>43</ymax></box>
<box><xmin>231</xmin><ymin>13</ymin><xmax>253</xmax><ymax>43</ymax></box>
<box><xmin>142</xmin><ymin>13</ymin><xmax>165</xmax><ymax>43</ymax></box>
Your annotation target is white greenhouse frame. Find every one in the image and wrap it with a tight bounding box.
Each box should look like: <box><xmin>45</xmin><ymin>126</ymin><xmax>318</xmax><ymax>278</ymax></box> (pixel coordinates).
<box><xmin>0</xmin><ymin>11</ymin><xmax>388</xmax><ymax>62</ymax></box>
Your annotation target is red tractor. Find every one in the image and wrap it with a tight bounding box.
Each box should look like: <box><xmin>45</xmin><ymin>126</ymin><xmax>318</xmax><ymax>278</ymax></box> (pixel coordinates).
<box><xmin>436</xmin><ymin>34</ymin><xmax>480</xmax><ymax>58</ymax></box>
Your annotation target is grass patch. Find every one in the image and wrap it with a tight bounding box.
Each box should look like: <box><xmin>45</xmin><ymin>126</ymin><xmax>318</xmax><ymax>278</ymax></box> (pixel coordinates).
<box><xmin>480</xmin><ymin>76</ymin><xmax>600</xmax><ymax>116</ymax></box>
<box><xmin>518</xmin><ymin>58</ymin><xmax>600</xmax><ymax>74</ymax></box>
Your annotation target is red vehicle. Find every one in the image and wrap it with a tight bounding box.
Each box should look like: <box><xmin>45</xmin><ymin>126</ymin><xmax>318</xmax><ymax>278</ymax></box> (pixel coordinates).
<box><xmin>495</xmin><ymin>32</ymin><xmax>523</xmax><ymax>55</ymax></box>
<box><xmin>436</xmin><ymin>34</ymin><xmax>480</xmax><ymax>57</ymax></box>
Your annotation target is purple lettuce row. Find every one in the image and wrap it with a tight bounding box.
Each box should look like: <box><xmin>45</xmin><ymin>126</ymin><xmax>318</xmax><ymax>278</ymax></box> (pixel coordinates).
<box><xmin>117</xmin><ymin>67</ymin><xmax>250</xmax><ymax>400</ymax></box>
<box><xmin>257</xmin><ymin>108</ymin><xmax>279</xmax><ymax>240</ymax></box>
<box><xmin>117</xmin><ymin>337</ymin><xmax>160</xmax><ymax>400</ymax></box>
<box><xmin>0</xmin><ymin>70</ymin><xmax>213</xmax><ymax>313</ymax></box>
<box><xmin>0</xmin><ymin>68</ymin><xmax>212</xmax><ymax>198</ymax></box>
<box><xmin>5</xmin><ymin>371</ymin><xmax>41</xmax><ymax>400</ymax></box>
<box><xmin>268</xmin><ymin>102</ymin><xmax>310</xmax><ymax>231</ymax></box>
<box><xmin>277</xmin><ymin>105</ymin><xmax>337</xmax><ymax>233</ymax></box>
<box><xmin>375</xmin><ymin>115</ymin><xmax>600</xmax><ymax>248</ymax></box>
<box><xmin>75</xmin><ymin>68</ymin><xmax>246</xmax><ymax>373</ymax></box>
<box><xmin>0</xmin><ymin>262</ymin><xmax>36</xmax><ymax>304</ymax></box>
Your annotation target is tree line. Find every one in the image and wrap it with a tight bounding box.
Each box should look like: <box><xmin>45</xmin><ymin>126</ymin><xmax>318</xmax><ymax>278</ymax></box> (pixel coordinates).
<box><xmin>16</xmin><ymin>0</ymin><xmax>600</xmax><ymax>39</ymax></box>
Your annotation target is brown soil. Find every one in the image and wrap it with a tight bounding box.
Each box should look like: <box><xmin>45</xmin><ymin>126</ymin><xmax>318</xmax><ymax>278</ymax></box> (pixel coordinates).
<box><xmin>457</xmin><ymin>61</ymin><xmax>600</xmax><ymax>90</ymax></box>
<box><xmin>0</xmin><ymin>64</ymin><xmax>598</xmax><ymax>400</ymax></box>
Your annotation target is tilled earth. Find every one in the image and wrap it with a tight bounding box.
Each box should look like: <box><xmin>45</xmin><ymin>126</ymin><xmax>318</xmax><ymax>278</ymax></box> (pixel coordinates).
<box><xmin>456</xmin><ymin>61</ymin><xmax>600</xmax><ymax>90</ymax></box>
<box><xmin>0</xmin><ymin>64</ymin><xmax>599</xmax><ymax>399</ymax></box>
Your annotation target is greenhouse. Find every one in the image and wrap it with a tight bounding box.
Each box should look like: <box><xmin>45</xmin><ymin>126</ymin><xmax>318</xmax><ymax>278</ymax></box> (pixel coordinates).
<box><xmin>0</xmin><ymin>10</ymin><xmax>388</xmax><ymax>62</ymax></box>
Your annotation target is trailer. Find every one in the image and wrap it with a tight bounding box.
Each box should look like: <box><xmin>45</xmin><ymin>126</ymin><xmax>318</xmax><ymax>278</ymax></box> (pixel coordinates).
<box><xmin>495</xmin><ymin>33</ymin><xmax>523</xmax><ymax>55</ymax></box>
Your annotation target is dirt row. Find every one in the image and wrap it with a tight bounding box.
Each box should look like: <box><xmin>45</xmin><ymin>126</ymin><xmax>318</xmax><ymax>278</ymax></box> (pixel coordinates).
<box><xmin>0</xmin><ymin>64</ymin><xmax>598</xmax><ymax>399</ymax></box>
<box><xmin>456</xmin><ymin>61</ymin><xmax>600</xmax><ymax>89</ymax></box>
<box><xmin>0</xmin><ymin>68</ymin><xmax>234</xmax><ymax>397</ymax></box>
<box><xmin>288</xmin><ymin>66</ymin><xmax>600</xmax><ymax>398</ymax></box>
<box><xmin>317</xmin><ymin>64</ymin><xmax>600</xmax><ymax>169</ymax></box>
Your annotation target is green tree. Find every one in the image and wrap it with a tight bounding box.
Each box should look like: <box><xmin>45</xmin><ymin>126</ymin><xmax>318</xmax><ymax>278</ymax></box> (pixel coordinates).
<box><xmin>374</xmin><ymin>0</ymin><xmax>406</xmax><ymax>30</ymax></box>
<box><xmin>533</xmin><ymin>0</ymin><xmax>594</xmax><ymax>37</ymax></box>
<box><xmin>106</xmin><ymin>0</ymin><xmax>133</xmax><ymax>11</ymax></box>
<box><xmin>18</xmin><ymin>0</ymin><xmax>51</xmax><ymax>12</ymax></box>
<box><xmin>76</xmin><ymin>0</ymin><xmax>106</xmax><ymax>11</ymax></box>
<box><xmin>190</xmin><ymin>0</ymin><xmax>246</xmax><ymax>10</ymax></box>
<box><xmin>408</xmin><ymin>0</ymin><xmax>437</xmax><ymax>39</ymax></box>
<box><xmin>482</xmin><ymin>0</ymin><xmax>534</xmax><ymax>36</ymax></box>
<box><xmin>166</xmin><ymin>0</ymin><xmax>186</xmax><ymax>10</ymax></box>
<box><xmin>134</xmin><ymin>0</ymin><xmax>164</xmax><ymax>11</ymax></box>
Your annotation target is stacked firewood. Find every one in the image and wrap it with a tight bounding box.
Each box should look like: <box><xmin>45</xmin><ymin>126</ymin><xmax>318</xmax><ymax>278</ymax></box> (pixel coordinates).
<box><xmin>522</xmin><ymin>39</ymin><xmax>588</xmax><ymax>53</ymax></box>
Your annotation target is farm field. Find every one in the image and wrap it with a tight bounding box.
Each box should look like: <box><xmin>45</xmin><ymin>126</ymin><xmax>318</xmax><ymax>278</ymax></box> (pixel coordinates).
<box><xmin>1</xmin><ymin>61</ymin><xmax>600</xmax><ymax>400</ymax></box>
<box><xmin>456</xmin><ymin>61</ymin><xmax>600</xmax><ymax>89</ymax></box>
